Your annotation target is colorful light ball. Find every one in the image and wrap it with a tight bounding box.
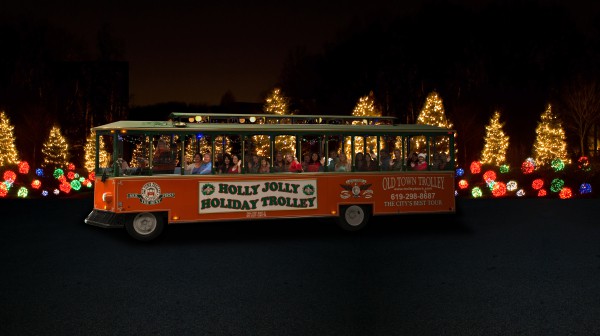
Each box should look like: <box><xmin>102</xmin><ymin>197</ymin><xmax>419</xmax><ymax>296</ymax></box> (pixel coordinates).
<box><xmin>17</xmin><ymin>187</ymin><xmax>28</xmax><ymax>198</ymax></box>
<box><xmin>53</xmin><ymin>189</ymin><xmax>60</xmax><ymax>195</ymax></box>
<box><xmin>71</xmin><ymin>180</ymin><xmax>82</xmax><ymax>191</ymax></box>
<box><xmin>551</xmin><ymin>158</ymin><xmax>565</xmax><ymax>172</ymax></box>
<box><xmin>86</xmin><ymin>181</ymin><xmax>93</xmax><ymax>188</ymax></box>
<box><xmin>53</xmin><ymin>168</ymin><xmax>64</xmax><ymax>179</ymax></box>
<box><xmin>492</xmin><ymin>182</ymin><xmax>507</xmax><ymax>197</ymax></box>
<box><xmin>454</xmin><ymin>190</ymin><xmax>458</xmax><ymax>196</ymax></box>
<box><xmin>68</xmin><ymin>163</ymin><xmax>76</xmax><ymax>170</ymax></box>
<box><xmin>499</xmin><ymin>165</ymin><xmax>510</xmax><ymax>173</ymax></box>
<box><xmin>89</xmin><ymin>172</ymin><xmax>96</xmax><ymax>180</ymax></box>
<box><xmin>521</xmin><ymin>161</ymin><xmax>535</xmax><ymax>174</ymax></box>
<box><xmin>471</xmin><ymin>187</ymin><xmax>483</xmax><ymax>198</ymax></box>
<box><xmin>36</xmin><ymin>168</ymin><xmax>44</xmax><ymax>177</ymax></box>
<box><xmin>506</xmin><ymin>181</ymin><xmax>518</xmax><ymax>192</ymax></box>
<box><xmin>559</xmin><ymin>187</ymin><xmax>573</xmax><ymax>199</ymax></box>
<box><xmin>42</xmin><ymin>190</ymin><xmax>49</xmax><ymax>197</ymax></box>
<box><xmin>516</xmin><ymin>189</ymin><xmax>525</xmax><ymax>197</ymax></box>
<box><xmin>532</xmin><ymin>179</ymin><xmax>544</xmax><ymax>190</ymax></box>
<box><xmin>470</xmin><ymin>161</ymin><xmax>481</xmax><ymax>174</ymax></box>
<box><xmin>59</xmin><ymin>182</ymin><xmax>72</xmax><ymax>194</ymax></box>
<box><xmin>550</xmin><ymin>178</ymin><xmax>565</xmax><ymax>193</ymax></box>
<box><xmin>486</xmin><ymin>180</ymin><xmax>495</xmax><ymax>190</ymax></box>
<box><xmin>538</xmin><ymin>189</ymin><xmax>547</xmax><ymax>197</ymax></box>
<box><xmin>79</xmin><ymin>177</ymin><xmax>85</xmax><ymax>182</ymax></box>
<box><xmin>458</xmin><ymin>179</ymin><xmax>469</xmax><ymax>189</ymax></box>
<box><xmin>0</xmin><ymin>183</ymin><xmax>7</xmax><ymax>197</ymax></box>
<box><xmin>74</xmin><ymin>173</ymin><xmax>80</xmax><ymax>179</ymax></box>
<box><xmin>31</xmin><ymin>180</ymin><xmax>42</xmax><ymax>189</ymax></box>
<box><xmin>483</xmin><ymin>170</ymin><xmax>497</xmax><ymax>183</ymax></box>
<box><xmin>577</xmin><ymin>156</ymin><xmax>591</xmax><ymax>171</ymax></box>
<box><xmin>18</xmin><ymin>161</ymin><xmax>30</xmax><ymax>174</ymax></box>
<box><xmin>579</xmin><ymin>183</ymin><xmax>592</xmax><ymax>195</ymax></box>
<box><xmin>58</xmin><ymin>175</ymin><xmax>66</xmax><ymax>183</ymax></box>
<box><xmin>67</xmin><ymin>171</ymin><xmax>75</xmax><ymax>180</ymax></box>
<box><xmin>456</xmin><ymin>168</ymin><xmax>464</xmax><ymax>177</ymax></box>
<box><xmin>3</xmin><ymin>170</ymin><xmax>17</xmax><ymax>183</ymax></box>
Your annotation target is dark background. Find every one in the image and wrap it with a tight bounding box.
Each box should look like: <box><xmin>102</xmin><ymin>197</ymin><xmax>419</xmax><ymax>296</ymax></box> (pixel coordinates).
<box><xmin>1</xmin><ymin>0</ymin><xmax>600</xmax><ymax>167</ymax></box>
<box><xmin>1</xmin><ymin>197</ymin><xmax>600</xmax><ymax>335</ymax></box>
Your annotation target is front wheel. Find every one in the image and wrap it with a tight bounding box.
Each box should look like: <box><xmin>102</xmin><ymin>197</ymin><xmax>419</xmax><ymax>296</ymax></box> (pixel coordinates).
<box><xmin>337</xmin><ymin>205</ymin><xmax>370</xmax><ymax>231</ymax></box>
<box><xmin>125</xmin><ymin>212</ymin><xmax>164</xmax><ymax>241</ymax></box>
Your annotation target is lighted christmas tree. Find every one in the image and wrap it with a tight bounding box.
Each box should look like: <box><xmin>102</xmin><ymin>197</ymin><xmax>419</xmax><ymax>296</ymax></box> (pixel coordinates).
<box><xmin>0</xmin><ymin>111</ymin><xmax>19</xmax><ymax>166</ymax></box>
<box><xmin>533</xmin><ymin>104</ymin><xmax>569</xmax><ymax>166</ymax></box>
<box><xmin>412</xmin><ymin>91</ymin><xmax>454</xmax><ymax>155</ymax></box>
<box><xmin>347</xmin><ymin>91</ymin><xmax>382</xmax><ymax>157</ymax></box>
<box><xmin>480</xmin><ymin>111</ymin><xmax>510</xmax><ymax>166</ymax></box>
<box><xmin>264</xmin><ymin>88</ymin><xmax>289</xmax><ymax>115</ymax></box>
<box><xmin>42</xmin><ymin>126</ymin><xmax>69</xmax><ymax>168</ymax></box>
<box><xmin>263</xmin><ymin>88</ymin><xmax>294</xmax><ymax>155</ymax></box>
<box><xmin>83</xmin><ymin>131</ymin><xmax>109</xmax><ymax>171</ymax></box>
<box><xmin>131</xmin><ymin>137</ymin><xmax>149</xmax><ymax>167</ymax></box>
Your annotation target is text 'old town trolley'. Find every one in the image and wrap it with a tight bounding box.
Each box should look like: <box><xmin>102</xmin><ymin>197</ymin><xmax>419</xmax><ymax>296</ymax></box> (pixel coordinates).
<box><xmin>85</xmin><ymin>113</ymin><xmax>456</xmax><ymax>240</ymax></box>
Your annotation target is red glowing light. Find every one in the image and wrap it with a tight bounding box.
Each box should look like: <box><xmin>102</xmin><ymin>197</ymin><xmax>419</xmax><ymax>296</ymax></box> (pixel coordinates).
<box><xmin>532</xmin><ymin>179</ymin><xmax>544</xmax><ymax>190</ymax></box>
<box><xmin>537</xmin><ymin>189</ymin><xmax>547</xmax><ymax>197</ymax></box>
<box><xmin>470</xmin><ymin>161</ymin><xmax>481</xmax><ymax>174</ymax></box>
<box><xmin>67</xmin><ymin>171</ymin><xmax>75</xmax><ymax>180</ymax></box>
<box><xmin>0</xmin><ymin>183</ymin><xmax>7</xmax><ymax>197</ymax></box>
<box><xmin>18</xmin><ymin>161</ymin><xmax>30</xmax><ymax>174</ymax></box>
<box><xmin>89</xmin><ymin>172</ymin><xmax>96</xmax><ymax>180</ymax></box>
<box><xmin>68</xmin><ymin>163</ymin><xmax>76</xmax><ymax>170</ymax></box>
<box><xmin>59</xmin><ymin>182</ymin><xmax>72</xmax><ymax>194</ymax></box>
<box><xmin>492</xmin><ymin>182</ymin><xmax>507</xmax><ymax>197</ymax></box>
<box><xmin>31</xmin><ymin>180</ymin><xmax>42</xmax><ymax>189</ymax></box>
<box><xmin>458</xmin><ymin>180</ymin><xmax>469</xmax><ymax>189</ymax></box>
<box><xmin>559</xmin><ymin>187</ymin><xmax>573</xmax><ymax>199</ymax></box>
<box><xmin>3</xmin><ymin>170</ymin><xmax>16</xmax><ymax>183</ymax></box>
<box><xmin>483</xmin><ymin>170</ymin><xmax>497</xmax><ymax>182</ymax></box>
<box><xmin>521</xmin><ymin>161</ymin><xmax>535</xmax><ymax>174</ymax></box>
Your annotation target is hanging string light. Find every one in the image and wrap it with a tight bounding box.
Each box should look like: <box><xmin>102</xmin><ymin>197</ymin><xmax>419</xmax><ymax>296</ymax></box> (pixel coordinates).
<box><xmin>532</xmin><ymin>179</ymin><xmax>544</xmax><ymax>190</ymax></box>
<box><xmin>506</xmin><ymin>181</ymin><xmax>518</xmax><ymax>192</ymax></box>
<box><xmin>550</xmin><ymin>178</ymin><xmax>565</xmax><ymax>193</ymax></box>
<box><xmin>471</xmin><ymin>187</ymin><xmax>483</xmax><ymax>198</ymax></box>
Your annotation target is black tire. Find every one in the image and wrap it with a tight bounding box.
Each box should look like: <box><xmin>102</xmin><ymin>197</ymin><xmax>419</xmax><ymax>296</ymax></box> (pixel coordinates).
<box><xmin>125</xmin><ymin>212</ymin><xmax>165</xmax><ymax>241</ymax></box>
<box><xmin>337</xmin><ymin>205</ymin><xmax>370</xmax><ymax>231</ymax></box>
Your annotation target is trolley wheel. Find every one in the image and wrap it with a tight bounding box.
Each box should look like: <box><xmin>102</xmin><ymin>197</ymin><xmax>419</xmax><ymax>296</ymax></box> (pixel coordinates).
<box><xmin>337</xmin><ymin>205</ymin><xmax>370</xmax><ymax>231</ymax></box>
<box><xmin>125</xmin><ymin>212</ymin><xmax>164</xmax><ymax>241</ymax></box>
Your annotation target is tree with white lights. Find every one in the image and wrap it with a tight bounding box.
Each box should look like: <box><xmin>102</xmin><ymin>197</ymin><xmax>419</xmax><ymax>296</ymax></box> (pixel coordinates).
<box><xmin>533</xmin><ymin>104</ymin><xmax>568</xmax><ymax>166</ymax></box>
<box><xmin>84</xmin><ymin>130</ymin><xmax>109</xmax><ymax>171</ymax></box>
<box><xmin>263</xmin><ymin>88</ymin><xmax>294</xmax><ymax>156</ymax></box>
<box><xmin>412</xmin><ymin>91</ymin><xmax>453</xmax><ymax>154</ymax></box>
<box><xmin>0</xmin><ymin>111</ymin><xmax>19</xmax><ymax>166</ymax></box>
<box><xmin>42</xmin><ymin>126</ymin><xmax>69</xmax><ymax>168</ymax></box>
<box><xmin>480</xmin><ymin>111</ymin><xmax>509</xmax><ymax>166</ymax></box>
<box><xmin>348</xmin><ymin>91</ymin><xmax>382</xmax><ymax>157</ymax></box>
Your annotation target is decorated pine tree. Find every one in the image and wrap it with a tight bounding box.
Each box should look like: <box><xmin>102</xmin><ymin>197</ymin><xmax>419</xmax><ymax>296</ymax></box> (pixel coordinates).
<box><xmin>0</xmin><ymin>111</ymin><xmax>19</xmax><ymax>166</ymax></box>
<box><xmin>42</xmin><ymin>126</ymin><xmax>69</xmax><ymax>168</ymax></box>
<box><xmin>83</xmin><ymin>131</ymin><xmax>109</xmax><ymax>171</ymax></box>
<box><xmin>480</xmin><ymin>111</ymin><xmax>510</xmax><ymax>166</ymax></box>
<box><xmin>264</xmin><ymin>88</ymin><xmax>289</xmax><ymax>115</ymax></box>
<box><xmin>533</xmin><ymin>104</ymin><xmax>569</xmax><ymax>166</ymax></box>
<box><xmin>347</xmin><ymin>91</ymin><xmax>382</xmax><ymax>157</ymax></box>
<box><xmin>412</xmin><ymin>91</ymin><xmax>454</xmax><ymax>155</ymax></box>
<box><xmin>263</xmin><ymin>88</ymin><xmax>294</xmax><ymax>156</ymax></box>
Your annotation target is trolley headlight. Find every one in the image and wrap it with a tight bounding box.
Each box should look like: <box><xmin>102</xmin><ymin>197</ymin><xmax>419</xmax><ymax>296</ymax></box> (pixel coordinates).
<box><xmin>102</xmin><ymin>192</ymin><xmax>113</xmax><ymax>203</ymax></box>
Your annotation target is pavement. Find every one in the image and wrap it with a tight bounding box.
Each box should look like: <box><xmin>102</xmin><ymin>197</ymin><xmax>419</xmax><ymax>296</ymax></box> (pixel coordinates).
<box><xmin>1</xmin><ymin>196</ymin><xmax>599</xmax><ymax>335</ymax></box>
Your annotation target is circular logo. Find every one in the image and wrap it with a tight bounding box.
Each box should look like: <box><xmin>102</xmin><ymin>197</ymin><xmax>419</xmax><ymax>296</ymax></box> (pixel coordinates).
<box><xmin>303</xmin><ymin>184</ymin><xmax>315</xmax><ymax>196</ymax></box>
<box><xmin>141</xmin><ymin>182</ymin><xmax>161</xmax><ymax>203</ymax></box>
<box><xmin>201</xmin><ymin>183</ymin><xmax>215</xmax><ymax>196</ymax></box>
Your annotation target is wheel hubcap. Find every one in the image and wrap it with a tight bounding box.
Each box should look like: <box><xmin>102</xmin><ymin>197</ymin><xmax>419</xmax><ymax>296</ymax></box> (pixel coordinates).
<box><xmin>133</xmin><ymin>213</ymin><xmax>157</xmax><ymax>235</ymax></box>
<box><xmin>345</xmin><ymin>206</ymin><xmax>364</xmax><ymax>226</ymax></box>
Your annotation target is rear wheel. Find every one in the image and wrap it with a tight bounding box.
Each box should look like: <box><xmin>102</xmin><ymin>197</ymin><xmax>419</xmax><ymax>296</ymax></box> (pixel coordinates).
<box><xmin>125</xmin><ymin>212</ymin><xmax>164</xmax><ymax>241</ymax></box>
<box><xmin>338</xmin><ymin>205</ymin><xmax>370</xmax><ymax>231</ymax></box>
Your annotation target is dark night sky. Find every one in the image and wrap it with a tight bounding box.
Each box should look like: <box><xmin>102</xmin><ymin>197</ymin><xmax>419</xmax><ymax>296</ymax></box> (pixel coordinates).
<box><xmin>2</xmin><ymin>0</ymin><xmax>597</xmax><ymax>106</ymax></box>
